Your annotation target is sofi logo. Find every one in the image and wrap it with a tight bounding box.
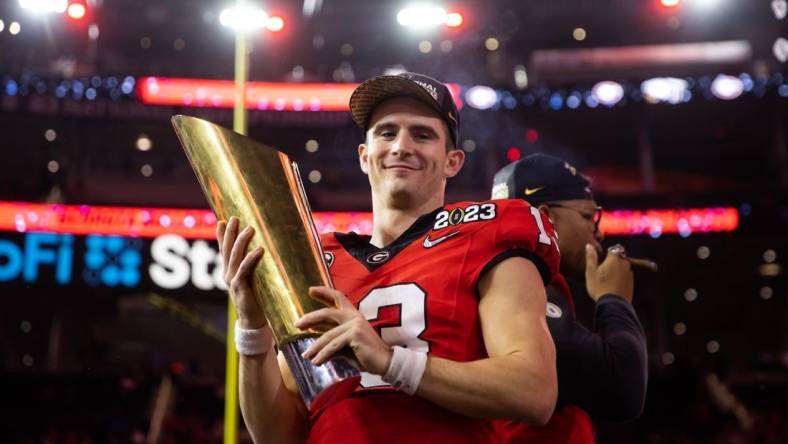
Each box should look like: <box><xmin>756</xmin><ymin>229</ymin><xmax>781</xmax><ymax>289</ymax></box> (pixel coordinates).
<box><xmin>0</xmin><ymin>233</ymin><xmax>75</xmax><ymax>284</ymax></box>
<box><xmin>0</xmin><ymin>233</ymin><xmax>225</xmax><ymax>292</ymax></box>
<box><xmin>149</xmin><ymin>234</ymin><xmax>226</xmax><ymax>291</ymax></box>
<box><xmin>0</xmin><ymin>233</ymin><xmax>141</xmax><ymax>287</ymax></box>
<box><xmin>83</xmin><ymin>235</ymin><xmax>143</xmax><ymax>287</ymax></box>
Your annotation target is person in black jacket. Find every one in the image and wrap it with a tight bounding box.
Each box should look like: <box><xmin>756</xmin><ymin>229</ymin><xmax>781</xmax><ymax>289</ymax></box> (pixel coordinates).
<box><xmin>491</xmin><ymin>153</ymin><xmax>648</xmax><ymax>443</ymax></box>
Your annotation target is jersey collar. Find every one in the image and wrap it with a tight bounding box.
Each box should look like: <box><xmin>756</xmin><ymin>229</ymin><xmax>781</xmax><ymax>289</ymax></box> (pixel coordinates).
<box><xmin>335</xmin><ymin>206</ymin><xmax>443</xmax><ymax>272</ymax></box>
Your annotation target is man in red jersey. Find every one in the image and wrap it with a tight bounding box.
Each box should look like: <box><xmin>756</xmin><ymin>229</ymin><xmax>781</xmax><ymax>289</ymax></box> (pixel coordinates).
<box><xmin>491</xmin><ymin>154</ymin><xmax>648</xmax><ymax>443</ymax></box>
<box><xmin>218</xmin><ymin>73</ymin><xmax>560</xmax><ymax>444</ymax></box>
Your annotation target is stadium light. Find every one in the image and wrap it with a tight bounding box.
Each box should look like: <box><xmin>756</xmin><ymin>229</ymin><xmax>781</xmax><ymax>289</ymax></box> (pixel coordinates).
<box><xmin>642</xmin><ymin>77</ymin><xmax>689</xmax><ymax>104</ymax></box>
<box><xmin>396</xmin><ymin>5</ymin><xmax>464</xmax><ymax>29</ymax></box>
<box><xmin>774</xmin><ymin>37</ymin><xmax>788</xmax><ymax>62</ymax></box>
<box><xmin>465</xmin><ymin>85</ymin><xmax>497</xmax><ymax>110</ymax></box>
<box><xmin>592</xmin><ymin>81</ymin><xmax>624</xmax><ymax>106</ymax></box>
<box><xmin>219</xmin><ymin>5</ymin><xmax>269</xmax><ymax>31</ymax></box>
<box><xmin>506</xmin><ymin>147</ymin><xmax>522</xmax><ymax>162</ymax></box>
<box><xmin>445</xmin><ymin>12</ymin><xmax>463</xmax><ymax>27</ymax></box>
<box><xmin>772</xmin><ymin>0</ymin><xmax>787</xmax><ymax>20</ymax></box>
<box><xmin>689</xmin><ymin>0</ymin><xmax>723</xmax><ymax>10</ymax></box>
<box><xmin>397</xmin><ymin>5</ymin><xmax>446</xmax><ymax>28</ymax></box>
<box><xmin>66</xmin><ymin>1</ymin><xmax>86</xmax><ymax>20</ymax></box>
<box><xmin>18</xmin><ymin>0</ymin><xmax>68</xmax><ymax>14</ymax></box>
<box><xmin>265</xmin><ymin>15</ymin><xmax>284</xmax><ymax>32</ymax></box>
<box><xmin>514</xmin><ymin>65</ymin><xmax>528</xmax><ymax>89</ymax></box>
<box><xmin>710</xmin><ymin>74</ymin><xmax>743</xmax><ymax>100</ymax></box>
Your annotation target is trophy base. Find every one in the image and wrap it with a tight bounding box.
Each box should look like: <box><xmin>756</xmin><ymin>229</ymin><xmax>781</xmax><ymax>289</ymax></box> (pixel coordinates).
<box><xmin>281</xmin><ymin>337</ymin><xmax>361</xmax><ymax>412</ymax></box>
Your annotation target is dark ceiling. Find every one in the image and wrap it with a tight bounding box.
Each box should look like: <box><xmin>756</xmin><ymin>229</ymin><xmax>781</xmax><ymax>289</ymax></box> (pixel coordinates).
<box><xmin>0</xmin><ymin>1</ymin><xmax>783</xmax><ymax>78</ymax></box>
<box><xmin>1</xmin><ymin>4</ymin><xmax>787</xmax><ymax>257</ymax></box>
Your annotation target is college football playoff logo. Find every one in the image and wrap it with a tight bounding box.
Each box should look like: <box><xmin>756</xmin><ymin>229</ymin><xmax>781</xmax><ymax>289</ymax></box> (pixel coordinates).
<box><xmin>323</xmin><ymin>252</ymin><xmax>334</xmax><ymax>268</ymax></box>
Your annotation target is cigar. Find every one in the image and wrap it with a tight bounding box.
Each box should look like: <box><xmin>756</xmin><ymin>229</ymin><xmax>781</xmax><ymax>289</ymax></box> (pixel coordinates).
<box><xmin>607</xmin><ymin>244</ymin><xmax>658</xmax><ymax>272</ymax></box>
<box><xmin>624</xmin><ymin>256</ymin><xmax>658</xmax><ymax>272</ymax></box>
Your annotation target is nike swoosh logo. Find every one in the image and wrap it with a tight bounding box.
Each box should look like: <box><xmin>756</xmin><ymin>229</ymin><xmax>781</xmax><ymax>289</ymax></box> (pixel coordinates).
<box><xmin>524</xmin><ymin>186</ymin><xmax>545</xmax><ymax>196</ymax></box>
<box><xmin>423</xmin><ymin>230</ymin><xmax>461</xmax><ymax>248</ymax></box>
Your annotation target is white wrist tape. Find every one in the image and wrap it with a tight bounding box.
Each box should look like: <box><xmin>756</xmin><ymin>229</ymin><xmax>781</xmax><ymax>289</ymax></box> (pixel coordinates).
<box><xmin>382</xmin><ymin>346</ymin><xmax>428</xmax><ymax>395</ymax></box>
<box><xmin>234</xmin><ymin>321</ymin><xmax>274</xmax><ymax>356</ymax></box>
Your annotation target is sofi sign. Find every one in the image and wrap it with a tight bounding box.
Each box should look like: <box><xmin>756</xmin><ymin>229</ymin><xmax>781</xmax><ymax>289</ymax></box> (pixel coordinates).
<box><xmin>0</xmin><ymin>233</ymin><xmax>75</xmax><ymax>284</ymax></box>
<box><xmin>149</xmin><ymin>234</ymin><xmax>226</xmax><ymax>291</ymax></box>
<box><xmin>0</xmin><ymin>232</ymin><xmax>226</xmax><ymax>292</ymax></box>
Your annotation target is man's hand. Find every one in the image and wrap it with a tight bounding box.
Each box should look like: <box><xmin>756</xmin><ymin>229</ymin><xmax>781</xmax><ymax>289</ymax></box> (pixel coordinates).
<box><xmin>217</xmin><ymin>216</ymin><xmax>266</xmax><ymax>330</ymax></box>
<box><xmin>585</xmin><ymin>243</ymin><xmax>634</xmax><ymax>303</ymax></box>
<box><xmin>296</xmin><ymin>286</ymin><xmax>393</xmax><ymax>375</ymax></box>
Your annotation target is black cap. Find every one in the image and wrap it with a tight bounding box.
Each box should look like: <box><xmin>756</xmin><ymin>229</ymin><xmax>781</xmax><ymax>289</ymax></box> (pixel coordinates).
<box><xmin>349</xmin><ymin>72</ymin><xmax>460</xmax><ymax>148</ymax></box>
<box><xmin>491</xmin><ymin>153</ymin><xmax>594</xmax><ymax>205</ymax></box>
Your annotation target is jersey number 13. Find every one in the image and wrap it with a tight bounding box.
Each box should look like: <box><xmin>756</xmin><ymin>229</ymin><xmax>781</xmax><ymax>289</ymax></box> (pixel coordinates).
<box><xmin>357</xmin><ymin>283</ymin><xmax>429</xmax><ymax>388</ymax></box>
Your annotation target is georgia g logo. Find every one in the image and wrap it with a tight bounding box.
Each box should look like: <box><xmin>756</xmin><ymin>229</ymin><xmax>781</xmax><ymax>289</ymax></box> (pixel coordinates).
<box><xmin>546</xmin><ymin>302</ymin><xmax>563</xmax><ymax>319</ymax></box>
<box><xmin>365</xmin><ymin>250</ymin><xmax>391</xmax><ymax>264</ymax></box>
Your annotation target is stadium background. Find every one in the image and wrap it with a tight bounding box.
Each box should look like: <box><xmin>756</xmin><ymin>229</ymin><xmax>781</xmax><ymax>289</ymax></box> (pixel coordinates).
<box><xmin>0</xmin><ymin>0</ymin><xmax>785</xmax><ymax>442</ymax></box>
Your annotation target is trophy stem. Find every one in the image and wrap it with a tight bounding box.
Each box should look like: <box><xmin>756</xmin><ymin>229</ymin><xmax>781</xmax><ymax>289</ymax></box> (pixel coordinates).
<box><xmin>281</xmin><ymin>338</ymin><xmax>361</xmax><ymax>412</ymax></box>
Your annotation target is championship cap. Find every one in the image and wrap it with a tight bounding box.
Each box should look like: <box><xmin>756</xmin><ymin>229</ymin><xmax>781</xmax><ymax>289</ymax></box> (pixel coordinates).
<box><xmin>491</xmin><ymin>153</ymin><xmax>594</xmax><ymax>205</ymax></box>
<box><xmin>349</xmin><ymin>72</ymin><xmax>460</xmax><ymax>148</ymax></box>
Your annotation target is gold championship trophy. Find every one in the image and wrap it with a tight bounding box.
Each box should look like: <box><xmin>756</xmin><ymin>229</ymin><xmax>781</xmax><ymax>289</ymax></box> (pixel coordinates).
<box><xmin>172</xmin><ymin>115</ymin><xmax>360</xmax><ymax>411</ymax></box>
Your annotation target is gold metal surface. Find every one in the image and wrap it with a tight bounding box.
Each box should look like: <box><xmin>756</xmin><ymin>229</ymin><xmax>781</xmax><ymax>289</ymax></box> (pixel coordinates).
<box><xmin>172</xmin><ymin>115</ymin><xmax>334</xmax><ymax>346</ymax></box>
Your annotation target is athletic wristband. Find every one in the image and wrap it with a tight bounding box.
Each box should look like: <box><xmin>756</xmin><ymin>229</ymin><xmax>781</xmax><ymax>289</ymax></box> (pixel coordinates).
<box><xmin>382</xmin><ymin>346</ymin><xmax>428</xmax><ymax>395</ymax></box>
<box><xmin>234</xmin><ymin>320</ymin><xmax>274</xmax><ymax>356</ymax></box>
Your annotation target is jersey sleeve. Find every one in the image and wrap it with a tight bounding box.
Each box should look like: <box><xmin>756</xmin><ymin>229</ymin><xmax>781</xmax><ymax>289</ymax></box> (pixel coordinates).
<box><xmin>477</xmin><ymin>199</ymin><xmax>562</xmax><ymax>287</ymax></box>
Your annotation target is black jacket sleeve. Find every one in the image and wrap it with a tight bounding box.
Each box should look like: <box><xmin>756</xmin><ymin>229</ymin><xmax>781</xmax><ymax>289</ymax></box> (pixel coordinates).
<box><xmin>546</xmin><ymin>286</ymin><xmax>648</xmax><ymax>422</ymax></box>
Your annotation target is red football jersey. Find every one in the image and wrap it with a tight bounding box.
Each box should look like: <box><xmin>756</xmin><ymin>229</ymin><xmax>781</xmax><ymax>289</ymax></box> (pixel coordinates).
<box><xmin>309</xmin><ymin>199</ymin><xmax>561</xmax><ymax>444</ymax></box>
<box><xmin>494</xmin><ymin>404</ymin><xmax>594</xmax><ymax>444</ymax></box>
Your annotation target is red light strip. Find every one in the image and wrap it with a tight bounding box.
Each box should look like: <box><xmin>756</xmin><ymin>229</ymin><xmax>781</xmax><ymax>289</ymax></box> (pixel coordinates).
<box><xmin>599</xmin><ymin>208</ymin><xmax>739</xmax><ymax>236</ymax></box>
<box><xmin>136</xmin><ymin>77</ymin><xmax>463</xmax><ymax>111</ymax></box>
<box><xmin>0</xmin><ymin>201</ymin><xmax>218</xmax><ymax>239</ymax></box>
<box><xmin>0</xmin><ymin>201</ymin><xmax>738</xmax><ymax>239</ymax></box>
